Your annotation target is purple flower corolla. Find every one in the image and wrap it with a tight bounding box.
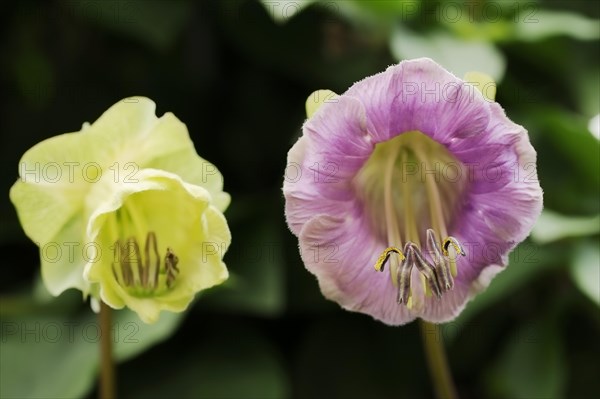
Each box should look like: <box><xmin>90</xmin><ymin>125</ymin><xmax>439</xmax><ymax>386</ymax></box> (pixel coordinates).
<box><xmin>283</xmin><ymin>58</ymin><xmax>543</xmax><ymax>325</ymax></box>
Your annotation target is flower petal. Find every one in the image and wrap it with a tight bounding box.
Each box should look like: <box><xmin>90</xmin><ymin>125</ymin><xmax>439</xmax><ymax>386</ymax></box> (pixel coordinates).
<box><xmin>135</xmin><ymin>112</ymin><xmax>230</xmax><ymax>212</ymax></box>
<box><xmin>84</xmin><ymin>168</ymin><xmax>229</xmax><ymax>323</ymax></box>
<box><xmin>299</xmin><ymin>214</ymin><xmax>416</xmax><ymax>325</ymax></box>
<box><xmin>89</xmin><ymin>97</ymin><xmax>230</xmax><ymax>212</ymax></box>
<box><xmin>346</xmin><ymin>58</ymin><xmax>490</xmax><ymax>144</ymax></box>
<box><xmin>283</xmin><ymin>96</ymin><xmax>374</xmax><ymax>235</ymax></box>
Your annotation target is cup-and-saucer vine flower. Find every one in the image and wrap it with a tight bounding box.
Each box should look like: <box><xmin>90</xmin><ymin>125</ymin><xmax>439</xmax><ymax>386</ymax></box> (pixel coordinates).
<box><xmin>10</xmin><ymin>97</ymin><xmax>231</xmax><ymax>323</ymax></box>
<box><xmin>283</xmin><ymin>58</ymin><xmax>543</xmax><ymax>325</ymax></box>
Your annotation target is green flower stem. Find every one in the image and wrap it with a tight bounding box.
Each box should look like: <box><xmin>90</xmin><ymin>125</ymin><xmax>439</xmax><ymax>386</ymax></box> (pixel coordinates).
<box><xmin>99</xmin><ymin>302</ymin><xmax>116</xmax><ymax>399</ymax></box>
<box><xmin>419</xmin><ymin>321</ymin><xmax>458</xmax><ymax>399</ymax></box>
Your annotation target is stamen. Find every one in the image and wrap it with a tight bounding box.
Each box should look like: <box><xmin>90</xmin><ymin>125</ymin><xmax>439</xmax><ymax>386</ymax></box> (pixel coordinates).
<box><xmin>409</xmin><ymin>243</ymin><xmax>443</xmax><ymax>298</ymax></box>
<box><xmin>443</xmin><ymin>237</ymin><xmax>466</xmax><ymax>258</ymax></box>
<box><xmin>443</xmin><ymin>237</ymin><xmax>465</xmax><ymax>278</ymax></box>
<box><xmin>373</xmin><ymin>231</ymin><xmax>466</xmax><ymax>305</ymax></box>
<box><xmin>144</xmin><ymin>232</ymin><xmax>160</xmax><ymax>289</ymax></box>
<box><xmin>397</xmin><ymin>243</ymin><xmax>414</xmax><ymax>304</ymax></box>
<box><xmin>374</xmin><ymin>247</ymin><xmax>404</xmax><ymax>272</ymax></box>
<box><xmin>365</xmin><ymin>133</ymin><xmax>469</xmax><ymax>307</ymax></box>
<box><xmin>122</xmin><ymin>239</ymin><xmax>137</xmax><ymax>286</ymax></box>
<box><xmin>111</xmin><ymin>232</ymin><xmax>178</xmax><ymax>295</ymax></box>
<box><xmin>427</xmin><ymin>229</ymin><xmax>453</xmax><ymax>291</ymax></box>
<box><xmin>382</xmin><ymin>143</ymin><xmax>403</xmax><ymax>285</ymax></box>
<box><xmin>165</xmin><ymin>248</ymin><xmax>179</xmax><ymax>288</ymax></box>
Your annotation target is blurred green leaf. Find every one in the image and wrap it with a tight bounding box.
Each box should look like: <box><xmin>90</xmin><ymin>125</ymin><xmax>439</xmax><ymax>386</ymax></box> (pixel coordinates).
<box><xmin>486</xmin><ymin>315</ymin><xmax>566</xmax><ymax>398</ymax></box>
<box><xmin>390</xmin><ymin>26</ymin><xmax>506</xmax><ymax>81</ymax></box>
<box><xmin>0</xmin><ymin>301</ymin><xmax>184</xmax><ymax>398</ymax></box>
<box><xmin>570</xmin><ymin>242</ymin><xmax>600</xmax><ymax>306</ymax></box>
<box><xmin>448</xmin><ymin>242</ymin><xmax>564</xmax><ymax>336</ymax></box>
<box><xmin>514</xmin><ymin>11</ymin><xmax>600</xmax><ymax>42</ymax></box>
<box><xmin>203</xmin><ymin>219</ymin><xmax>285</xmax><ymax>316</ymax></box>
<box><xmin>352</xmin><ymin>0</ymin><xmax>419</xmax><ymax>16</ymax></box>
<box><xmin>531</xmin><ymin>210</ymin><xmax>600</xmax><ymax>244</ymax></box>
<box><xmin>66</xmin><ymin>0</ymin><xmax>192</xmax><ymax>51</ymax></box>
<box><xmin>530</xmin><ymin>107</ymin><xmax>600</xmax><ymax>196</ymax></box>
<box><xmin>121</xmin><ymin>321</ymin><xmax>289</xmax><ymax>399</ymax></box>
<box><xmin>113</xmin><ymin>309</ymin><xmax>184</xmax><ymax>362</ymax></box>
<box><xmin>259</xmin><ymin>0</ymin><xmax>314</xmax><ymax>23</ymax></box>
<box><xmin>0</xmin><ymin>314</ymin><xmax>98</xmax><ymax>399</ymax></box>
<box><xmin>444</xmin><ymin>19</ymin><xmax>513</xmax><ymax>43</ymax></box>
<box><xmin>576</xmin><ymin>68</ymin><xmax>600</xmax><ymax>117</ymax></box>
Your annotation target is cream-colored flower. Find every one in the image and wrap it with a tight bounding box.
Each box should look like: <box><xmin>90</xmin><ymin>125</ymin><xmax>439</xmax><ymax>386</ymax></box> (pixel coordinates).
<box><xmin>10</xmin><ymin>97</ymin><xmax>231</xmax><ymax>323</ymax></box>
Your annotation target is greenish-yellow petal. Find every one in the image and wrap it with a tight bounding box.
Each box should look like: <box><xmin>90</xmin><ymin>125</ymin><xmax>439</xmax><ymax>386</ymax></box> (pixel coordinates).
<box><xmin>84</xmin><ymin>169</ymin><xmax>230</xmax><ymax>323</ymax></box>
<box><xmin>85</xmin><ymin>97</ymin><xmax>157</xmax><ymax>153</ymax></box>
<box><xmin>137</xmin><ymin>112</ymin><xmax>230</xmax><ymax>212</ymax></box>
<box><xmin>464</xmin><ymin>71</ymin><xmax>496</xmax><ymax>101</ymax></box>
<box><xmin>305</xmin><ymin>89</ymin><xmax>338</xmax><ymax>119</ymax></box>
<box><xmin>39</xmin><ymin>217</ymin><xmax>90</xmax><ymax>296</ymax></box>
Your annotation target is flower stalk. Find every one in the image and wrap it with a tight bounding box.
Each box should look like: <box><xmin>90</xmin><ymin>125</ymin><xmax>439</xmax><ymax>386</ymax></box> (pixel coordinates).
<box><xmin>420</xmin><ymin>321</ymin><xmax>457</xmax><ymax>399</ymax></box>
<box><xmin>99</xmin><ymin>301</ymin><xmax>115</xmax><ymax>399</ymax></box>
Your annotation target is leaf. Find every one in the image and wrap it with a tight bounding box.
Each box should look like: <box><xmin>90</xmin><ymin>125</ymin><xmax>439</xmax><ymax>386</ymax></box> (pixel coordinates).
<box><xmin>514</xmin><ymin>10</ymin><xmax>600</xmax><ymax>42</ymax></box>
<box><xmin>486</xmin><ymin>315</ymin><xmax>566</xmax><ymax>398</ymax></box>
<box><xmin>112</xmin><ymin>308</ymin><xmax>184</xmax><ymax>362</ymax></box>
<box><xmin>0</xmin><ymin>314</ymin><xmax>98</xmax><ymax>399</ymax></box>
<box><xmin>390</xmin><ymin>26</ymin><xmax>506</xmax><ymax>82</ymax></box>
<box><xmin>532</xmin><ymin>107</ymin><xmax>600</xmax><ymax>191</ymax></box>
<box><xmin>531</xmin><ymin>210</ymin><xmax>600</xmax><ymax>244</ymax></box>
<box><xmin>0</xmin><ymin>303</ymin><xmax>184</xmax><ymax>398</ymax></box>
<box><xmin>570</xmin><ymin>242</ymin><xmax>600</xmax><ymax>306</ymax></box>
<box><xmin>259</xmin><ymin>0</ymin><xmax>314</xmax><ymax>23</ymax></box>
<box><xmin>202</xmin><ymin>220</ymin><xmax>285</xmax><ymax>316</ymax></box>
<box><xmin>120</xmin><ymin>321</ymin><xmax>290</xmax><ymax>399</ymax></box>
<box><xmin>351</xmin><ymin>0</ymin><xmax>420</xmax><ymax>16</ymax></box>
<box><xmin>447</xmin><ymin>242</ymin><xmax>564</xmax><ymax>337</ymax></box>
<box><xmin>66</xmin><ymin>0</ymin><xmax>192</xmax><ymax>51</ymax></box>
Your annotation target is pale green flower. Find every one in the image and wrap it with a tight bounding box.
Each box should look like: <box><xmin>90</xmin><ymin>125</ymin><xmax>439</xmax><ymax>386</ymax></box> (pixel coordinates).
<box><xmin>10</xmin><ymin>97</ymin><xmax>231</xmax><ymax>323</ymax></box>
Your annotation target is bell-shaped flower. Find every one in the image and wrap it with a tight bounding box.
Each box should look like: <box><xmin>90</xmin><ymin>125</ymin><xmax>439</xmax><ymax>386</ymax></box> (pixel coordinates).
<box><xmin>283</xmin><ymin>58</ymin><xmax>543</xmax><ymax>324</ymax></box>
<box><xmin>10</xmin><ymin>97</ymin><xmax>231</xmax><ymax>323</ymax></box>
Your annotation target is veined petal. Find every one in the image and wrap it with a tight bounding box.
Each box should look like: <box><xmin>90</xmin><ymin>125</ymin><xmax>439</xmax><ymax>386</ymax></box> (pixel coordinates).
<box><xmin>85</xmin><ymin>97</ymin><xmax>229</xmax><ymax>213</ymax></box>
<box><xmin>299</xmin><ymin>214</ymin><xmax>416</xmax><ymax>325</ymax></box>
<box><xmin>283</xmin><ymin>97</ymin><xmax>374</xmax><ymax>235</ymax></box>
<box><xmin>38</xmin><ymin>216</ymin><xmax>89</xmax><ymax>296</ymax></box>
<box><xmin>134</xmin><ymin>112</ymin><xmax>230</xmax><ymax>212</ymax></box>
<box><xmin>9</xmin><ymin>126</ymin><xmax>101</xmax><ymax>245</ymax></box>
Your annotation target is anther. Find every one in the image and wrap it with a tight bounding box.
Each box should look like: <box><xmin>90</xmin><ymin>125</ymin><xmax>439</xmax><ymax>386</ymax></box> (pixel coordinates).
<box><xmin>409</xmin><ymin>243</ymin><xmax>443</xmax><ymax>298</ymax></box>
<box><xmin>374</xmin><ymin>229</ymin><xmax>466</xmax><ymax>306</ymax></box>
<box><xmin>374</xmin><ymin>247</ymin><xmax>405</xmax><ymax>272</ymax></box>
<box><xmin>427</xmin><ymin>229</ymin><xmax>453</xmax><ymax>291</ymax></box>
<box><xmin>443</xmin><ymin>237</ymin><xmax>466</xmax><ymax>258</ymax></box>
<box><xmin>144</xmin><ymin>232</ymin><xmax>160</xmax><ymax>289</ymax></box>
<box><xmin>111</xmin><ymin>232</ymin><xmax>179</xmax><ymax>294</ymax></box>
<box><xmin>397</xmin><ymin>243</ymin><xmax>414</xmax><ymax>304</ymax></box>
<box><xmin>165</xmin><ymin>248</ymin><xmax>179</xmax><ymax>288</ymax></box>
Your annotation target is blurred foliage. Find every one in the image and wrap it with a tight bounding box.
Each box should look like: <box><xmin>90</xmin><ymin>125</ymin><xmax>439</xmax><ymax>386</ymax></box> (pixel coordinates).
<box><xmin>1</xmin><ymin>0</ymin><xmax>599</xmax><ymax>398</ymax></box>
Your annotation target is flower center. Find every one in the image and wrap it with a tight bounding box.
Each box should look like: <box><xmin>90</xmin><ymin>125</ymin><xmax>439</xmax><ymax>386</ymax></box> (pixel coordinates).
<box><xmin>109</xmin><ymin>205</ymin><xmax>179</xmax><ymax>297</ymax></box>
<box><xmin>353</xmin><ymin>131</ymin><xmax>468</xmax><ymax>309</ymax></box>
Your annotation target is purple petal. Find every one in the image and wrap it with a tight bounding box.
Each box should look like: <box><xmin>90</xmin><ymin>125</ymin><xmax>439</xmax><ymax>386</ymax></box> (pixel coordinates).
<box><xmin>299</xmin><ymin>213</ymin><xmax>417</xmax><ymax>325</ymax></box>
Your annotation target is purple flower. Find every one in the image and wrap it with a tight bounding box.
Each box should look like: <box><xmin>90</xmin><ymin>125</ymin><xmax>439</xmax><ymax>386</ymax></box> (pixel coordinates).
<box><xmin>283</xmin><ymin>58</ymin><xmax>543</xmax><ymax>325</ymax></box>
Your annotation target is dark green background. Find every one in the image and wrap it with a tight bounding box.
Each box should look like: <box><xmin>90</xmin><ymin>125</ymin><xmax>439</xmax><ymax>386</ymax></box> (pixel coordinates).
<box><xmin>1</xmin><ymin>1</ymin><xmax>599</xmax><ymax>398</ymax></box>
